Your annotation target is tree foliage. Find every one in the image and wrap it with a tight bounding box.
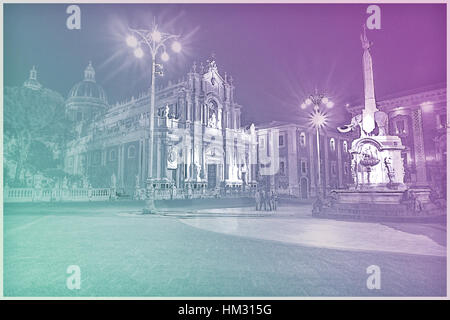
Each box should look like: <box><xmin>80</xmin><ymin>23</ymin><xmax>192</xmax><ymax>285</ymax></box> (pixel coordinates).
<box><xmin>4</xmin><ymin>86</ymin><xmax>72</xmax><ymax>185</ymax></box>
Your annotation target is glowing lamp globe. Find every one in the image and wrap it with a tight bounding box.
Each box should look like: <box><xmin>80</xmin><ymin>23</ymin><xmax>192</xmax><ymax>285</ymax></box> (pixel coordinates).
<box><xmin>161</xmin><ymin>51</ymin><xmax>170</xmax><ymax>62</ymax></box>
<box><xmin>301</xmin><ymin>103</ymin><xmax>307</xmax><ymax>110</ymax></box>
<box><xmin>326</xmin><ymin>101</ymin><xmax>334</xmax><ymax>108</ymax></box>
<box><xmin>305</xmin><ymin>98</ymin><xmax>312</xmax><ymax>106</ymax></box>
<box><xmin>322</xmin><ymin>97</ymin><xmax>329</xmax><ymax>104</ymax></box>
<box><xmin>151</xmin><ymin>31</ymin><xmax>162</xmax><ymax>42</ymax></box>
<box><xmin>134</xmin><ymin>47</ymin><xmax>144</xmax><ymax>58</ymax></box>
<box><xmin>172</xmin><ymin>41</ymin><xmax>182</xmax><ymax>53</ymax></box>
<box><xmin>126</xmin><ymin>35</ymin><xmax>138</xmax><ymax>48</ymax></box>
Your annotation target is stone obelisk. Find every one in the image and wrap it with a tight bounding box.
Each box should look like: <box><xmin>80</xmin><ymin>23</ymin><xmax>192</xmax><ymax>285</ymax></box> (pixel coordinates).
<box><xmin>361</xmin><ymin>25</ymin><xmax>378</xmax><ymax>135</ymax></box>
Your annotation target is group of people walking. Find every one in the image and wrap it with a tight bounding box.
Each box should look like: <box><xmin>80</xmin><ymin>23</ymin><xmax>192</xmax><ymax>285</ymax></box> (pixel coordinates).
<box><xmin>255</xmin><ymin>189</ymin><xmax>278</xmax><ymax>211</ymax></box>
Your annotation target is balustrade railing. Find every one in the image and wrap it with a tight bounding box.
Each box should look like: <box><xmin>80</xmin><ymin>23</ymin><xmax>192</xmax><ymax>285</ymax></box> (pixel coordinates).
<box><xmin>4</xmin><ymin>185</ymin><xmax>255</xmax><ymax>203</ymax></box>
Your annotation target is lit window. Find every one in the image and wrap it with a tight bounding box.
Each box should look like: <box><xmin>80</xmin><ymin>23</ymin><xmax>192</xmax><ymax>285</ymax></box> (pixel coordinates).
<box><xmin>395</xmin><ymin>120</ymin><xmax>407</xmax><ymax>135</ymax></box>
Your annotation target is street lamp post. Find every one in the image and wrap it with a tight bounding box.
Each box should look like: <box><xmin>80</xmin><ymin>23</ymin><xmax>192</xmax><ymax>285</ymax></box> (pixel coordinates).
<box><xmin>301</xmin><ymin>91</ymin><xmax>333</xmax><ymax>198</ymax></box>
<box><xmin>126</xmin><ymin>24</ymin><xmax>182</xmax><ymax>213</ymax></box>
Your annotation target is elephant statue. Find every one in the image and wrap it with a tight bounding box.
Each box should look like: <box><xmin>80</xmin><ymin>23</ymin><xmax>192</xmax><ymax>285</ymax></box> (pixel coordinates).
<box><xmin>338</xmin><ymin>110</ymin><xmax>388</xmax><ymax>137</ymax></box>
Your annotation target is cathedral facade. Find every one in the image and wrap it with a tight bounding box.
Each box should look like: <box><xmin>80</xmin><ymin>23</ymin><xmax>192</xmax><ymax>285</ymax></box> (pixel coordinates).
<box><xmin>64</xmin><ymin>59</ymin><xmax>258</xmax><ymax>197</ymax></box>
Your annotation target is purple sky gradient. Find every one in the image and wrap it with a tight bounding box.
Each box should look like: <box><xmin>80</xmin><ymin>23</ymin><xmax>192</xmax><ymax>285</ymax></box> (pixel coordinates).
<box><xmin>4</xmin><ymin>4</ymin><xmax>446</xmax><ymax>126</ymax></box>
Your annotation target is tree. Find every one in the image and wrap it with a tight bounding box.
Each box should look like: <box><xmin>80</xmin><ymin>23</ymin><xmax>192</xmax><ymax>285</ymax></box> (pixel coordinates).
<box><xmin>4</xmin><ymin>86</ymin><xmax>72</xmax><ymax>185</ymax></box>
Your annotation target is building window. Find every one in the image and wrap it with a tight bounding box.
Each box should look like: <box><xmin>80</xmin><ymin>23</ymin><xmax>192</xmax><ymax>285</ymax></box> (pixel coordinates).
<box><xmin>395</xmin><ymin>119</ymin><xmax>407</xmax><ymax>135</ymax></box>
<box><xmin>343</xmin><ymin>141</ymin><xmax>348</xmax><ymax>153</ymax></box>
<box><xmin>109</xmin><ymin>149</ymin><xmax>117</xmax><ymax>161</ymax></box>
<box><xmin>330</xmin><ymin>138</ymin><xmax>336</xmax><ymax>151</ymax></box>
<box><xmin>93</xmin><ymin>151</ymin><xmax>101</xmax><ymax>165</ymax></box>
<box><xmin>279</xmin><ymin>161</ymin><xmax>285</xmax><ymax>175</ymax></box>
<box><xmin>299</xmin><ymin>132</ymin><xmax>306</xmax><ymax>146</ymax></box>
<box><xmin>128</xmin><ymin>145</ymin><xmax>136</xmax><ymax>158</ymax></box>
<box><xmin>301</xmin><ymin>160</ymin><xmax>307</xmax><ymax>174</ymax></box>
<box><xmin>76</xmin><ymin>112</ymin><xmax>82</xmax><ymax>121</ymax></box>
<box><xmin>344</xmin><ymin>163</ymin><xmax>349</xmax><ymax>175</ymax></box>
<box><xmin>259</xmin><ymin>136</ymin><xmax>265</xmax><ymax>148</ymax></box>
<box><xmin>68</xmin><ymin>157</ymin><xmax>74</xmax><ymax>167</ymax></box>
<box><xmin>437</xmin><ymin>114</ymin><xmax>447</xmax><ymax>129</ymax></box>
<box><xmin>331</xmin><ymin>161</ymin><xmax>337</xmax><ymax>176</ymax></box>
<box><xmin>279</xmin><ymin>134</ymin><xmax>285</xmax><ymax>147</ymax></box>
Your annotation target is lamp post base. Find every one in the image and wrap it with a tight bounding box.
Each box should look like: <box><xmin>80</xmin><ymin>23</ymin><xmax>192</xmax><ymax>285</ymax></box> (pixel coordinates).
<box><xmin>142</xmin><ymin>199</ymin><xmax>157</xmax><ymax>214</ymax></box>
<box><xmin>142</xmin><ymin>179</ymin><xmax>158</xmax><ymax>214</ymax></box>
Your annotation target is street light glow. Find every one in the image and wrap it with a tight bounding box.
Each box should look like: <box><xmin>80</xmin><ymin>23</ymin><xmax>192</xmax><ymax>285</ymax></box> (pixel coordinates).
<box><xmin>151</xmin><ymin>30</ymin><xmax>162</xmax><ymax>42</ymax></box>
<box><xmin>322</xmin><ymin>97</ymin><xmax>329</xmax><ymax>104</ymax></box>
<box><xmin>172</xmin><ymin>41</ymin><xmax>182</xmax><ymax>53</ymax></box>
<box><xmin>126</xmin><ymin>35</ymin><xmax>138</xmax><ymax>48</ymax></box>
<box><xmin>301</xmin><ymin>103</ymin><xmax>307</xmax><ymax>110</ymax></box>
<box><xmin>310</xmin><ymin>110</ymin><xmax>328</xmax><ymax>128</ymax></box>
<box><xmin>134</xmin><ymin>47</ymin><xmax>144</xmax><ymax>58</ymax></box>
<box><xmin>161</xmin><ymin>51</ymin><xmax>169</xmax><ymax>62</ymax></box>
<box><xmin>326</xmin><ymin>101</ymin><xmax>334</xmax><ymax>108</ymax></box>
<box><xmin>305</xmin><ymin>98</ymin><xmax>312</xmax><ymax>106</ymax></box>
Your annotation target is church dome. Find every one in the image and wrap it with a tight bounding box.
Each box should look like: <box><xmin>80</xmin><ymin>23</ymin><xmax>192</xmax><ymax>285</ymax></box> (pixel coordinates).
<box><xmin>23</xmin><ymin>66</ymin><xmax>42</xmax><ymax>90</ymax></box>
<box><xmin>68</xmin><ymin>62</ymin><xmax>107</xmax><ymax>104</ymax></box>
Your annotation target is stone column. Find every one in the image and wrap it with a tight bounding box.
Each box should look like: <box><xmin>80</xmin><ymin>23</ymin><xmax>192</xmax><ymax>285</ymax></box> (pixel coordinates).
<box><xmin>337</xmin><ymin>138</ymin><xmax>343</xmax><ymax>188</ymax></box>
<box><xmin>412</xmin><ymin>108</ymin><xmax>428</xmax><ymax>186</ymax></box>
<box><xmin>287</xmin><ymin>128</ymin><xmax>299</xmax><ymax>196</ymax></box>
<box><xmin>308</xmin><ymin>132</ymin><xmax>317</xmax><ymax>196</ymax></box>
<box><xmin>324</xmin><ymin>134</ymin><xmax>329</xmax><ymax>192</ymax></box>
<box><xmin>138</xmin><ymin>139</ymin><xmax>143</xmax><ymax>186</ymax></box>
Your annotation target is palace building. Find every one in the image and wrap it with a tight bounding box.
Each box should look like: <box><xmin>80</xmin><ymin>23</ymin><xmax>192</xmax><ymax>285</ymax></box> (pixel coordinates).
<box><xmin>255</xmin><ymin>121</ymin><xmax>354</xmax><ymax>199</ymax></box>
<box><xmin>63</xmin><ymin>58</ymin><xmax>258</xmax><ymax>197</ymax></box>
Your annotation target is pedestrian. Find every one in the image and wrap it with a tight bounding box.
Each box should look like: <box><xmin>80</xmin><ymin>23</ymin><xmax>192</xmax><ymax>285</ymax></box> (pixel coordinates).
<box><xmin>271</xmin><ymin>191</ymin><xmax>277</xmax><ymax>211</ymax></box>
<box><xmin>255</xmin><ymin>189</ymin><xmax>261</xmax><ymax>211</ymax></box>
<box><xmin>261</xmin><ymin>190</ymin><xmax>266</xmax><ymax>211</ymax></box>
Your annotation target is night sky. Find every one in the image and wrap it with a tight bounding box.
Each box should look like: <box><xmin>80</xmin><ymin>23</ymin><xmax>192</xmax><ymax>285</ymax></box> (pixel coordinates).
<box><xmin>4</xmin><ymin>3</ymin><xmax>446</xmax><ymax>126</ymax></box>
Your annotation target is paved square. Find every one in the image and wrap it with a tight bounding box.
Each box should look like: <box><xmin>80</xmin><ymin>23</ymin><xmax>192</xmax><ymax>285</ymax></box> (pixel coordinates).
<box><xmin>3</xmin><ymin>202</ymin><xmax>446</xmax><ymax>297</ymax></box>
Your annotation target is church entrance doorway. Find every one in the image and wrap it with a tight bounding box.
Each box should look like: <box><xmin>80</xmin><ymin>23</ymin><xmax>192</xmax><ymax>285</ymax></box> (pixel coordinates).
<box><xmin>207</xmin><ymin>164</ymin><xmax>217</xmax><ymax>189</ymax></box>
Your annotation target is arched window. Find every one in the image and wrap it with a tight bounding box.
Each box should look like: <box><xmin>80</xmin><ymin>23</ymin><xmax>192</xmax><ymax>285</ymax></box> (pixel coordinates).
<box><xmin>299</xmin><ymin>132</ymin><xmax>306</xmax><ymax>146</ymax></box>
<box><xmin>330</xmin><ymin>138</ymin><xmax>336</xmax><ymax>151</ymax></box>
<box><xmin>109</xmin><ymin>149</ymin><xmax>117</xmax><ymax>161</ymax></box>
<box><xmin>128</xmin><ymin>145</ymin><xmax>136</xmax><ymax>158</ymax></box>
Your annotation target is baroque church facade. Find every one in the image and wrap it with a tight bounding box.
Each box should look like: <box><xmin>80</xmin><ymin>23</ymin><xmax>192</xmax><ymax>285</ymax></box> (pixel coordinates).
<box><xmin>64</xmin><ymin>58</ymin><xmax>258</xmax><ymax>197</ymax></box>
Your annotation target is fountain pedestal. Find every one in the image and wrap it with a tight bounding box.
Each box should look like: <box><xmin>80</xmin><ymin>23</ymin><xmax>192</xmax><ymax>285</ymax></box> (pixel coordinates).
<box><xmin>317</xmin><ymin>135</ymin><xmax>439</xmax><ymax>220</ymax></box>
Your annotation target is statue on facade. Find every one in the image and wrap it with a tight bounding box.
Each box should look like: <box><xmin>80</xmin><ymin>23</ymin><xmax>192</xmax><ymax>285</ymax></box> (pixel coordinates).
<box><xmin>62</xmin><ymin>176</ymin><xmax>68</xmax><ymax>189</ymax></box>
<box><xmin>111</xmin><ymin>173</ymin><xmax>117</xmax><ymax>189</ymax></box>
<box><xmin>139</xmin><ymin>113</ymin><xmax>146</xmax><ymax>127</ymax></box>
<box><xmin>135</xmin><ymin>174</ymin><xmax>140</xmax><ymax>188</ymax></box>
<box><xmin>162</xmin><ymin>104</ymin><xmax>170</xmax><ymax>119</ymax></box>
<box><xmin>217</xmin><ymin>109</ymin><xmax>222</xmax><ymax>129</ymax></box>
<box><xmin>208</xmin><ymin>112</ymin><xmax>217</xmax><ymax>128</ymax></box>
<box><xmin>82</xmin><ymin>176</ymin><xmax>89</xmax><ymax>189</ymax></box>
